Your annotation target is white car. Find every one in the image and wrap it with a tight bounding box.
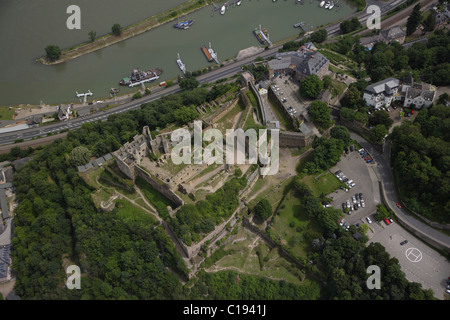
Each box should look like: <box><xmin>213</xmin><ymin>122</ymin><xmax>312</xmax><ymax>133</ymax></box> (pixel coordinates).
<box><xmin>361</xmin><ymin>200</ymin><xmax>365</xmax><ymax>208</ymax></box>
<box><xmin>366</xmin><ymin>217</ymin><xmax>372</xmax><ymax>223</ymax></box>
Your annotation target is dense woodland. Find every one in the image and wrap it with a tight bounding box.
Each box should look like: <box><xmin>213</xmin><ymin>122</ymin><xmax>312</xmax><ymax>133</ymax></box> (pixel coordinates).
<box><xmin>10</xmin><ymin>82</ymin><xmax>238</xmax><ymax>299</ymax></box>
<box><xmin>390</xmin><ymin>104</ymin><xmax>450</xmax><ymax>223</ymax></box>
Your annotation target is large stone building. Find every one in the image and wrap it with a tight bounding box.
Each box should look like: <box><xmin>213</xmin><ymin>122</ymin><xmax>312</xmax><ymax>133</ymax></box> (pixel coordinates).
<box><xmin>112</xmin><ymin>126</ymin><xmax>152</xmax><ymax>179</ymax></box>
<box><xmin>268</xmin><ymin>48</ymin><xmax>329</xmax><ymax>81</ymax></box>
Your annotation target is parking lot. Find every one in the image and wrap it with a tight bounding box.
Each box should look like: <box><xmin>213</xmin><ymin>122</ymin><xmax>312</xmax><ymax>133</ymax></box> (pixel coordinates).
<box><xmin>368</xmin><ymin>221</ymin><xmax>450</xmax><ymax>299</ymax></box>
<box><xmin>270</xmin><ymin>76</ymin><xmax>305</xmax><ymax>119</ymax></box>
<box><xmin>329</xmin><ymin>147</ymin><xmax>381</xmax><ymax>226</ymax></box>
<box><xmin>327</xmin><ymin>143</ymin><xmax>450</xmax><ymax>299</ymax></box>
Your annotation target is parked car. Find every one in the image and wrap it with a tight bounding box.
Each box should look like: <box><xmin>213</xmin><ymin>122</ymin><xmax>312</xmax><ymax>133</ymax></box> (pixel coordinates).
<box><xmin>396</xmin><ymin>202</ymin><xmax>402</xmax><ymax>208</ymax></box>
<box><xmin>384</xmin><ymin>218</ymin><xmax>391</xmax><ymax>225</ymax></box>
<box><xmin>352</xmin><ymin>195</ymin><xmax>356</xmax><ymax>203</ymax></box>
<box><xmin>361</xmin><ymin>200</ymin><xmax>365</xmax><ymax>208</ymax></box>
<box><xmin>345</xmin><ymin>147</ymin><xmax>349</xmax><ymax>154</ymax></box>
<box><xmin>350</xmin><ymin>145</ymin><xmax>354</xmax><ymax>152</ymax></box>
<box><xmin>388</xmin><ymin>217</ymin><xmax>394</xmax><ymax>223</ymax></box>
<box><xmin>355</xmin><ymin>193</ymin><xmax>359</xmax><ymax>200</ymax></box>
<box><xmin>400</xmin><ymin>240</ymin><xmax>408</xmax><ymax>246</ymax></box>
<box><xmin>359</xmin><ymin>193</ymin><xmax>363</xmax><ymax>200</ymax></box>
<box><xmin>366</xmin><ymin>217</ymin><xmax>372</xmax><ymax>223</ymax></box>
<box><xmin>353</xmin><ymin>204</ymin><xmax>358</xmax><ymax>210</ymax></box>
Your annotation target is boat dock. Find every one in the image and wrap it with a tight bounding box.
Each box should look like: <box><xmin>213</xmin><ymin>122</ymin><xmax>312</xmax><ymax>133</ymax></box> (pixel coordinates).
<box><xmin>127</xmin><ymin>76</ymin><xmax>159</xmax><ymax>88</ymax></box>
<box><xmin>253</xmin><ymin>25</ymin><xmax>272</xmax><ymax>47</ymax></box>
<box><xmin>76</xmin><ymin>90</ymin><xmax>93</xmax><ymax>104</ymax></box>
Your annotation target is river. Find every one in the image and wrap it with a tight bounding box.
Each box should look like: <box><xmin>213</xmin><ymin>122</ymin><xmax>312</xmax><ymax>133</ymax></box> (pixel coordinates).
<box><xmin>0</xmin><ymin>0</ymin><xmax>354</xmax><ymax>105</ymax></box>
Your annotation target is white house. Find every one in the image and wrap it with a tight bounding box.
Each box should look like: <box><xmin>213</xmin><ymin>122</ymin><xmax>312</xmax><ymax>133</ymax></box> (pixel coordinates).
<box><xmin>363</xmin><ymin>78</ymin><xmax>400</xmax><ymax>109</ymax></box>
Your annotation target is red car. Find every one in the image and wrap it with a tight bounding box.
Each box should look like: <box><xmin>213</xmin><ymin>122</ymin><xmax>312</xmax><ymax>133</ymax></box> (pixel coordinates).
<box><xmin>396</xmin><ymin>202</ymin><xmax>401</xmax><ymax>209</ymax></box>
<box><xmin>384</xmin><ymin>218</ymin><xmax>391</xmax><ymax>225</ymax></box>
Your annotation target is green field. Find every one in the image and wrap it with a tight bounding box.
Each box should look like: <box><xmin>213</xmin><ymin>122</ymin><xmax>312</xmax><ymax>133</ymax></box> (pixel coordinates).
<box><xmin>206</xmin><ymin>227</ymin><xmax>306</xmax><ymax>285</ymax></box>
<box><xmin>114</xmin><ymin>199</ymin><xmax>157</xmax><ymax>227</ymax></box>
<box><xmin>135</xmin><ymin>176</ymin><xmax>176</xmax><ymax>218</ymax></box>
<box><xmin>302</xmin><ymin>173</ymin><xmax>341</xmax><ymax>198</ymax></box>
<box><xmin>0</xmin><ymin>106</ymin><xmax>16</xmax><ymax>120</ymax></box>
<box><xmin>268</xmin><ymin>190</ymin><xmax>322</xmax><ymax>260</ymax></box>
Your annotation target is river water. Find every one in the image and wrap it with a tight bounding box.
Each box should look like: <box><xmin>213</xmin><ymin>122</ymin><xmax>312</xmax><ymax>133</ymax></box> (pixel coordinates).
<box><xmin>0</xmin><ymin>0</ymin><xmax>354</xmax><ymax>105</ymax></box>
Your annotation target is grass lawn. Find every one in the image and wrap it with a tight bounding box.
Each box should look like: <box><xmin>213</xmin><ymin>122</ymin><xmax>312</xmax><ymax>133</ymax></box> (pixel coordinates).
<box><xmin>269</xmin><ymin>190</ymin><xmax>322</xmax><ymax>260</ymax></box>
<box><xmin>0</xmin><ymin>106</ymin><xmax>16</xmax><ymax>120</ymax></box>
<box><xmin>302</xmin><ymin>172</ymin><xmax>341</xmax><ymax>197</ymax></box>
<box><xmin>209</xmin><ymin>227</ymin><xmax>306</xmax><ymax>285</ymax></box>
<box><xmin>215</xmin><ymin>100</ymin><xmax>246</xmax><ymax>132</ymax></box>
<box><xmin>115</xmin><ymin>199</ymin><xmax>158</xmax><ymax>227</ymax></box>
<box><xmin>136</xmin><ymin>176</ymin><xmax>176</xmax><ymax>211</ymax></box>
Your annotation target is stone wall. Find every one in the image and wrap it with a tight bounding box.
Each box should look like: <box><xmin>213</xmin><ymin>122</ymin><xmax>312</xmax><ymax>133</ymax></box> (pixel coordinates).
<box><xmin>279</xmin><ymin>131</ymin><xmax>313</xmax><ymax>148</ymax></box>
<box><xmin>135</xmin><ymin>165</ymin><xmax>184</xmax><ymax>208</ymax></box>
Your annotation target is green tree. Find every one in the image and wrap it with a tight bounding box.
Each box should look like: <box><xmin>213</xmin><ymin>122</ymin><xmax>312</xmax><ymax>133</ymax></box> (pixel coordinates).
<box><xmin>111</xmin><ymin>23</ymin><xmax>122</xmax><ymax>36</ymax></box>
<box><xmin>369</xmin><ymin>124</ymin><xmax>388</xmax><ymax>143</ymax></box>
<box><xmin>88</xmin><ymin>30</ymin><xmax>97</xmax><ymax>42</ymax></box>
<box><xmin>340</xmin><ymin>107</ymin><xmax>355</xmax><ymax>122</ymax></box>
<box><xmin>45</xmin><ymin>45</ymin><xmax>61</xmax><ymax>61</ymax></box>
<box><xmin>300</xmin><ymin>74</ymin><xmax>324</xmax><ymax>99</ymax></box>
<box><xmin>310</xmin><ymin>29</ymin><xmax>328</xmax><ymax>43</ymax></box>
<box><xmin>406</xmin><ymin>4</ymin><xmax>422</xmax><ymax>35</ymax></box>
<box><xmin>179</xmin><ymin>77</ymin><xmax>199</xmax><ymax>91</ymax></box>
<box><xmin>340</xmin><ymin>86</ymin><xmax>362</xmax><ymax>109</ymax></box>
<box><xmin>254</xmin><ymin>199</ymin><xmax>272</xmax><ymax>221</ymax></box>
<box><xmin>173</xmin><ymin>105</ymin><xmax>198</xmax><ymax>125</ymax></box>
<box><xmin>330</xmin><ymin>125</ymin><xmax>351</xmax><ymax>145</ymax></box>
<box><xmin>423</xmin><ymin>12</ymin><xmax>435</xmax><ymax>32</ymax></box>
<box><xmin>69</xmin><ymin>146</ymin><xmax>92</xmax><ymax>166</ymax></box>
<box><xmin>323</xmin><ymin>75</ymin><xmax>333</xmax><ymax>89</ymax></box>
<box><xmin>309</xmin><ymin>100</ymin><xmax>332</xmax><ymax>129</ymax></box>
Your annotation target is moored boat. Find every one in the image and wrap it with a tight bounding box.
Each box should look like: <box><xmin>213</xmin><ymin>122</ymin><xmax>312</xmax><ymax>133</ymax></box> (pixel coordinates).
<box><xmin>220</xmin><ymin>5</ymin><xmax>226</xmax><ymax>15</ymax></box>
<box><xmin>324</xmin><ymin>1</ymin><xmax>330</xmax><ymax>9</ymax></box>
<box><xmin>329</xmin><ymin>2</ymin><xmax>334</xmax><ymax>9</ymax></box>
<box><xmin>177</xmin><ymin>53</ymin><xmax>186</xmax><ymax>74</ymax></box>
<box><xmin>201</xmin><ymin>45</ymin><xmax>213</xmax><ymax>62</ymax></box>
<box><xmin>173</xmin><ymin>20</ymin><xmax>194</xmax><ymax>29</ymax></box>
<box><xmin>319</xmin><ymin>1</ymin><xmax>325</xmax><ymax>7</ymax></box>
<box><xmin>119</xmin><ymin>68</ymin><xmax>162</xmax><ymax>87</ymax></box>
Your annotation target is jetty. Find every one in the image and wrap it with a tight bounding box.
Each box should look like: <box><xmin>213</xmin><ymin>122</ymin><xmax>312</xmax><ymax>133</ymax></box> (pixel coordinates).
<box><xmin>76</xmin><ymin>90</ymin><xmax>93</xmax><ymax>104</ymax></box>
<box><xmin>253</xmin><ymin>25</ymin><xmax>273</xmax><ymax>47</ymax></box>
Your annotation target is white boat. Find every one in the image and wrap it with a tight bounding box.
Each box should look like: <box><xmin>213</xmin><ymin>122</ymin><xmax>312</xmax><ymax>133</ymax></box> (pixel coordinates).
<box><xmin>319</xmin><ymin>1</ymin><xmax>325</xmax><ymax>7</ymax></box>
<box><xmin>237</xmin><ymin>0</ymin><xmax>242</xmax><ymax>5</ymax></box>
<box><xmin>324</xmin><ymin>1</ymin><xmax>330</xmax><ymax>9</ymax></box>
<box><xmin>329</xmin><ymin>1</ymin><xmax>334</xmax><ymax>9</ymax></box>
<box><xmin>208</xmin><ymin>42</ymin><xmax>219</xmax><ymax>64</ymax></box>
<box><xmin>220</xmin><ymin>5</ymin><xmax>226</xmax><ymax>15</ymax></box>
<box><xmin>176</xmin><ymin>53</ymin><xmax>186</xmax><ymax>74</ymax></box>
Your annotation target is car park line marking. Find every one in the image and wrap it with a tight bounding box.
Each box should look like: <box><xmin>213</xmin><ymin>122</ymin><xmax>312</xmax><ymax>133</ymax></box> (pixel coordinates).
<box><xmin>405</xmin><ymin>248</ymin><xmax>422</xmax><ymax>263</ymax></box>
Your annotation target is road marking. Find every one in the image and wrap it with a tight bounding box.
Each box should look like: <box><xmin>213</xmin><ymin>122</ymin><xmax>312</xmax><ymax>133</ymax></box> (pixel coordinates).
<box><xmin>405</xmin><ymin>247</ymin><xmax>422</xmax><ymax>263</ymax></box>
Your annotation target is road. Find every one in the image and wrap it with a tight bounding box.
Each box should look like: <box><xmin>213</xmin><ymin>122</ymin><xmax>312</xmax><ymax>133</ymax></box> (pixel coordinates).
<box><xmin>351</xmin><ymin>132</ymin><xmax>450</xmax><ymax>252</ymax></box>
<box><xmin>0</xmin><ymin>0</ymin><xmax>415</xmax><ymax>147</ymax></box>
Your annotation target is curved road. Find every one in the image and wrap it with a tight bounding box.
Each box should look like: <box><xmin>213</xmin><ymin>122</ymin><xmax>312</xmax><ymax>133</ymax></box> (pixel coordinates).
<box><xmin>351</xmin><ymin>132</ymin><xmax>450</xmax><ymax>252</ymax></box>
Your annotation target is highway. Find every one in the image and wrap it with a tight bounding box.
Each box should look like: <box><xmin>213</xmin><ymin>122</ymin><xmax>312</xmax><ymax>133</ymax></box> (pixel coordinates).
<box><xmin>0</xmin><ymin>0</ymin><xmax>411</xmax><ymax>147</ymax></box>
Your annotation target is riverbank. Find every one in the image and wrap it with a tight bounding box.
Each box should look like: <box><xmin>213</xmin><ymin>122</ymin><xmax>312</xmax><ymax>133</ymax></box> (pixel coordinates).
<box><xmin>36</xmin><ymin>0</ymin><xmax>210</xmax><ymax>65</ymax></box>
